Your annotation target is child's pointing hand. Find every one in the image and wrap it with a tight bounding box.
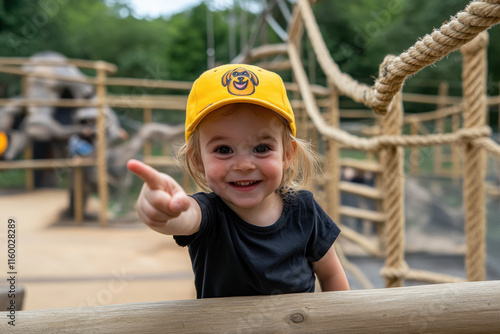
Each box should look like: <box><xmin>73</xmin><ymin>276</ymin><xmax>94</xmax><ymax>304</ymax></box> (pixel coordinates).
<box><xmin>127</xmin><ymin>159</ymin><xmax>191</xmax><ymax>230</ymax></box>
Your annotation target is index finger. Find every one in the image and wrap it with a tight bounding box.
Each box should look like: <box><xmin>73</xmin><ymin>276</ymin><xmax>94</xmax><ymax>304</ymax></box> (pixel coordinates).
<box><xmin>127</xmin><ymin>159</ymin><xmax>165</xmax><ymax>189</ymax></box>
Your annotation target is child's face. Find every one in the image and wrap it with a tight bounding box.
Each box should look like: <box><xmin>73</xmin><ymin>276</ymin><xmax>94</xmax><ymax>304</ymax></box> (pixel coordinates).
<box><xmin>196</xmin><ymin>105</ymin><xmax>292</xmax><ymax>213</ymax></box>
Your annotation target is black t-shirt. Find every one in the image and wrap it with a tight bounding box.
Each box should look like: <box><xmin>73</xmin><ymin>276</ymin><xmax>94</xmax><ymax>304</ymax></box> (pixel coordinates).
<box><xmin>174</xmin><ymin>190</ymin><xmax>340</xmax><ymax>298</ymax></box>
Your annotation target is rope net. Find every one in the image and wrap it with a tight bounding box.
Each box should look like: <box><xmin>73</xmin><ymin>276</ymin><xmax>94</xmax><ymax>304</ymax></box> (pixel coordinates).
<box><xmin>284</xmin><ymin>0</ymin><xmax>500</xmax><ymax>287</ymax></box>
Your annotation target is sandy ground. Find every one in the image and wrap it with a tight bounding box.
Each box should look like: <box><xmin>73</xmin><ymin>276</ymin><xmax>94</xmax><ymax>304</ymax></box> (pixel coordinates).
<box><xmin>0</xmin><ymin>189</ymin><xmax>195</xmax><ymax>311</ymax></box>
<box><xmin>1</xmin><ymin>188</ymin><xmax>496</xmax><ymax>311</ymax></box>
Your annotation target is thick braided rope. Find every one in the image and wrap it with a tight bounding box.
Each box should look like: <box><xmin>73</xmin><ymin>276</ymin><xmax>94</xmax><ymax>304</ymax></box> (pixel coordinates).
<box><xmin>461</xmin><ymin>32</ymin><xmax>488</xmax><ymax>281</ymax></box>
<box><xmin>296</xmin><ymin>0</ymin><xmax>372</xmax><ymax>105</ymax></box>
<box><xmin>405</xmin><ymin>269</ymin><xmax>466</xmax><ymax>284</ymax></box>
<box><xmin>475</xmin><ymin>137</ymin><xmax>500</xmax><ymax>158</ymax></box>
<box><xmin>372</xmin><ymin>0</ymin><xmax>500</xmax><ymax>114</ymax></box>
<box><xmin>296</xmin><ymin>0</ymin><xmax>500</xmax><ymax>115</ymax></box>
<box><xmin>290</xmin><ymin>0</ymin><xmax>495</xmax><ymax>153</ymax></box>
<box><xmin>380</xmin><ymin>261</ymin><xmax>409</xmax><ymax>281</ymax></box>
<box><xmin>288</xmin><ymin>33</ymin><xmax>492</xmax><ymax>152</ymax></box>
<box><xmin>380</xmin><ymin>90</ymin><xmax>407</xmax><ymax>287</ymax></box>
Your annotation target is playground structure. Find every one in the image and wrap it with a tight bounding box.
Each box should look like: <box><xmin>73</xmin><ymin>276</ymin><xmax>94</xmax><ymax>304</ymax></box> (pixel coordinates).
<box><xmin>0</xmin><ymin>52</ymin><xmax>186</xmax><ymax>221</ymax></box>
<box><xmin>1</xmin><ymin>0</ymin><xmax>500</xmax><ymax>332</ymax></box>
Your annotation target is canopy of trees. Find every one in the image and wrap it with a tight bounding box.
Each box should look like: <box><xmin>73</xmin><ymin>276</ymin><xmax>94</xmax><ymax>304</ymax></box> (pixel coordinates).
<box><xmin>1</xmin><ymin>0</ymin><xmax>499</xmax><ymax>102</ymax></box>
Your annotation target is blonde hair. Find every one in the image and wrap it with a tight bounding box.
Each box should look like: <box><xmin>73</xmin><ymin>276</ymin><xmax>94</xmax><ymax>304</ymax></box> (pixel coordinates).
<box><xmin>177</xmin><ymin>105</ymin><xmax>320</xmax><ymax>195</ymax></box>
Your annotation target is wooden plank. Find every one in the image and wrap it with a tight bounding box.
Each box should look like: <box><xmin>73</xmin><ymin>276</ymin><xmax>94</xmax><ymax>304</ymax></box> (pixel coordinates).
<box><xmin>339</xmin><ymin>205</ymin><xmax>386</xmax><ymax>223</ymax></box>
<box><xmin>105</xmin><ymin>78</ymin><xmax>192</xmax><ymax>90</ymax></box>
<box><xmin>3</xmin><ymin>281</ymin><xmax>499</xmax><ymax>333</ymax></box>
<box><xmin>402</xmin><ymin>92</ymin><xmax>462</xmax><ymax>105</ymax></box>
<box><xmin>0</xmin><ymin>158</ymin><xmax>96</xmax><ymax>170</ymax></box>
<box><xmin>339</xmin><ymin>225</ymin><xmax>383</xmax><ymax>257</ymax></box>
<box><xmin>0</xmin><ymin>56</ymin><xmax>116</xmax><ymax>72</ymax></box>
<box><xmin>0</xmin><ymin>98</ymin><xmax>95</xmax><ymax>108</ymax></box>
<box><xmin>340</xmin><ymin>158</ymin><xmax>383</xmax><ymax>173</ymax></box>
<box><xmin>339</xmin><ymin>181</ymin><xmax>383</xmax><ymax>200</ymax></box>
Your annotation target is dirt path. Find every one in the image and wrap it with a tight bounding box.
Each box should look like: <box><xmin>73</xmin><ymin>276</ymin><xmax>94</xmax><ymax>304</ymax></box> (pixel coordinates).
<box><xmin>0</xmin><ymin>189</ymin><xmax>195</xmax><ymax>311</ymax></box>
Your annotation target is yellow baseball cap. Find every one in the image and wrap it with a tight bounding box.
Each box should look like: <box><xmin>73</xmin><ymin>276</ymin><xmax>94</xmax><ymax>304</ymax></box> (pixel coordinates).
<box><xmin>0</xmin><ymin>131</ymin><xmax>8</xmax><ymax>156</ymax></box>
<box><xmin>185</xmin><ymin>64</ymin><xmax>296</xmax><ymax>141</ymax></box>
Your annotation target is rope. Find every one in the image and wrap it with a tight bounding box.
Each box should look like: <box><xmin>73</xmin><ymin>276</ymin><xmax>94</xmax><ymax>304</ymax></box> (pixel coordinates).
<box><xmin>405</xmin><ymin>269</ymin><xmax>466</xmax><ymax>284</ymax></box>
<box><xmin>475</xmin><ymin>137</ymin><xmax>500</xmax><ymax>158</ymax></box>
<box><xmin>288</xmin><ymin>0</ymin><xmax>500</xmax><ymax>287</ymax></box>
<box><xmin>380</xmin><ymin>261</ymin><xmax>409</xmax><ymax>280</ymax></box>
<box><xmin>296</xmin><ymin>0</ymin><xmax>500</xmax><ymax>115</ymax></box>
<box><xmin>380</xmin><ymin>91</ymin><xmax>406</xmax><ymax>288</ymax></box>
<box><xmin>296</xmin><ymin>0</ymin><xmax>372</xmax><ymax>105</ymax></box>
<box><xmin>461</xmin><ymin>31</ymin><xmax>488</xmax><ymax>282</ymax></box>
<box><xmin>372</xmin><ymin>0</ymin><xmax>500</xmax><ymax>114</ymax></box>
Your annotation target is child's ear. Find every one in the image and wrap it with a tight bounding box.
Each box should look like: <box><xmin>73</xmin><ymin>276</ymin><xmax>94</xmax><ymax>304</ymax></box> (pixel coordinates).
<box><xmin>283</xmin><ymin>139</ymin><xmax>297</xmax><ymax>169</ymax></box>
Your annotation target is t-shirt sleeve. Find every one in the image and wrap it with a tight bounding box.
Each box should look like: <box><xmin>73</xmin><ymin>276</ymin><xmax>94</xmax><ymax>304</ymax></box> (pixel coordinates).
<box><xmin>173</xmin><ymin>193</ymin><xmax>212</xmax><ymax>247</ymax></box>
<box><xmin>304</xmin><ymin>192</ymin><xmax>341</xmax><ymax>262</ymax></box>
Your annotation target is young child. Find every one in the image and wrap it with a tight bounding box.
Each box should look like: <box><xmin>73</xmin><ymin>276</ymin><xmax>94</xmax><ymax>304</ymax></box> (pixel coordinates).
<box><xmin>127</xmin><ymin>64</ymin><xmax>349</xmax><ymax>298</ymax></box>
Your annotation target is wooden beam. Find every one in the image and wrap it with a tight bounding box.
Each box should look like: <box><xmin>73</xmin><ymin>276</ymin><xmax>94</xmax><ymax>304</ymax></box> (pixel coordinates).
<box><xmin>3</xmin><ymin>281</ymin><xmax>499</xmax><ymax>333</ymax></box>
<box><xmin>0</xmin><ymin>158</ymin><xmax>96</xmax><ymax>170</ymax></box>
<box><xmin>0</xmin><ymin>56</ymin><xmax>116</xmax><ymax>73</ymax></box>
<box><xmin>340</xmin><ymin>158</ymin><xmax>383</xmax><ymax>173</ymax></box>
<box><xmin>339</xmin><ymin>181</ymin><xmax>383</xmax><ymax>200</ymax></box>
<box><xmin>402</xmin><ymin>92</ymin><xmax>462</xmax><ymax>105</ymax></box>
<box><xmin>339</xmin><ymin>205</ymin><xmax>386</xmax><ymax>223</ymax></box>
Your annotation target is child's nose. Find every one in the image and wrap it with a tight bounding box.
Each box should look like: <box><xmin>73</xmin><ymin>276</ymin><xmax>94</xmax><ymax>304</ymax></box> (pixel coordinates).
<box><xmin>233</xmin><ymin>153</ymin><xmax>255</xmax><ymax>171</ymax></box>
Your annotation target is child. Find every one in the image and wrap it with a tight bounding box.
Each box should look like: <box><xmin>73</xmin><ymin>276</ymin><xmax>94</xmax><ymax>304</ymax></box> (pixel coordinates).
<box><xmin>127</xmin><ymin>64</ymin><xmax>349</xmax><ymax>298</ymax></box>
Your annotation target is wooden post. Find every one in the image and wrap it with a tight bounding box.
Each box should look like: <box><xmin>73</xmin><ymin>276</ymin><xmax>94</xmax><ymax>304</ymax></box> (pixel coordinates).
<box><xmin>434</xmin><ymin>81</ymin><xmax>449</xmax><ymax>176</ymax></box>
<box><xmin>74</xmin><ymin>166</ymin><xmax>83</xmax><ymax>225</ymax></box>
<box><xmin>4</xmin><ymin>281</ymin><xmax>500</xmax><ymax>333</ymax></box>
<box><xmin>324</xmin><ymin>81</ymin><xmax>340</xmax><ymax>223</ymax></box>
<box><xmin>95</xmin><ymin>61</ymin><xmax>109</xmax><ymax>227</ymax></box>
<box><xmin>437</xmin><ymin>81</ymin><xmax>449</xmax><ymax>110</ymax></box>
<box><xmin>434</xmin><ymin>117</ymin><xmax>444</xmax><ymax>175</ymax></box>
<box><xmin>22</xmin><ymin>140</ymin><xmax>34</xmax><ymax>190</ymax></box>
<box><xmin>451</xmin><ymin>112</ymin><xmax>461</xmax><ymax>183</ymax></box>
<box><xmin>409</xmin><ymin>118</ymin><xmax>420</xmax><ymax>175</ymax></box>
<box><xmin>143</xmin><ymin>107</ymin><xmax>152</xmax><ymax>157</ymax></box>
<box><xmin>21</xmin><ymin>75</ymin><xmax>34</xmax><ymax>190</ymax></box>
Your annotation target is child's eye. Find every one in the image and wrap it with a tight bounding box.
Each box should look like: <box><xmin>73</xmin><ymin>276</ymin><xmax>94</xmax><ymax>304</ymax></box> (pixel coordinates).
<box><xmin>254</xmin><ymin>144</ymin><xmax>271</xmax><ymax>154</ymax></box>
<box><xmin>214</xmin><ymin>146</ymin><xmax>233</xmax><ymax>154</ymax></box>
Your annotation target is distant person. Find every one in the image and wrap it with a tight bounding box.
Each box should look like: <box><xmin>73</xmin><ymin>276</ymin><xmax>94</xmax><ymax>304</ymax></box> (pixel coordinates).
<box><xmin>128</xmin><ymin>64</ymin><xmax>349</xmax><ymax>298</ymax></box>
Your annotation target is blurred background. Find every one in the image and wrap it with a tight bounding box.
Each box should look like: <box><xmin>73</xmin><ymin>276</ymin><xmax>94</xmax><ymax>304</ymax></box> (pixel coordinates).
<box><xmin>0</xmin><ymin>0</ymin><xmax>499</xmax><ymax>311</ymax></box>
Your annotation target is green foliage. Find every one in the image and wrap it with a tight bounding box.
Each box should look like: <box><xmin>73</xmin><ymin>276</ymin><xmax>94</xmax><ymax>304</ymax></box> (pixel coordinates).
<box><xmin>312</xmin><ymin>0</ymin><xmax>472</xmax><ymax>84</ymax></box>
<box><xmin>1</xmin><ymin>0</ymin><xmax>500</xmax><ymax>104</ymax></box>
<box><xmin>163</xmin><ymin>4</ymin><xmax>212</xmax><ymax>81</ymax></box>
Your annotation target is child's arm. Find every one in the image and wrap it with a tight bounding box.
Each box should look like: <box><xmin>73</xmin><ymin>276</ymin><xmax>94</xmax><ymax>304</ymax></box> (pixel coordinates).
<box><xmin>127</xmin><ymin>159</ymin><xmax>201</xmax><ymax>236</ymax></box>
<box><xmin>313</xmin><ymin>245</ymin><xmax>350</xmax><ymax>291</ymax></box>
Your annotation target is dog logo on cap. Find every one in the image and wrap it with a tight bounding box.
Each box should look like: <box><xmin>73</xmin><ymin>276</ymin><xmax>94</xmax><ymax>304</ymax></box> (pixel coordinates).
<box><xmin>221</xmin><ymin>67</ymin><xmax>259</xmax><ymax>96</ymax></box>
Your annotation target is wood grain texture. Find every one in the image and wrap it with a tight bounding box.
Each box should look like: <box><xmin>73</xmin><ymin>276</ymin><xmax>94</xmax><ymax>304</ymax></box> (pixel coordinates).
<box><xmin>1</xmin><ymin>281</ymin><xmax>499</xmax><ymax>333</ymax></box>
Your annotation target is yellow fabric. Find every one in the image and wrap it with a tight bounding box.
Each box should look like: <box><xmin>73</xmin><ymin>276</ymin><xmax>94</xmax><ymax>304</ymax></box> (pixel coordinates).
<box><xmin>0</xmin><ymin>132</ymin><xmax>7</xmax><ymax>155</ymax></box>
<box><xmin>185</xmin><ymin>64</ymin><xmax>296</xmax><ymax>141</ymax></box>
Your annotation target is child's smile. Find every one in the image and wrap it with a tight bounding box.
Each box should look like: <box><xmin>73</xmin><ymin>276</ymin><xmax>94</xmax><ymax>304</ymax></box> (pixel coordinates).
<box><xmin>230</xmin><ymin>180</ymin><xmax>261</xmax><ymax>189</ymax></box>
<box><xmin>197</xmin><ymin>105</ymin><xmax>292</xmax><ymax>225</ymax></box>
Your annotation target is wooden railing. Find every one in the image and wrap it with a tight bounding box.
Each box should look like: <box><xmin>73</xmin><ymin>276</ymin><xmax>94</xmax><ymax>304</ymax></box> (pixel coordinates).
<box><xmin>1</xmin><ymin>281</ymin><xmax>498</xmax><ymax>333</ymax></box>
